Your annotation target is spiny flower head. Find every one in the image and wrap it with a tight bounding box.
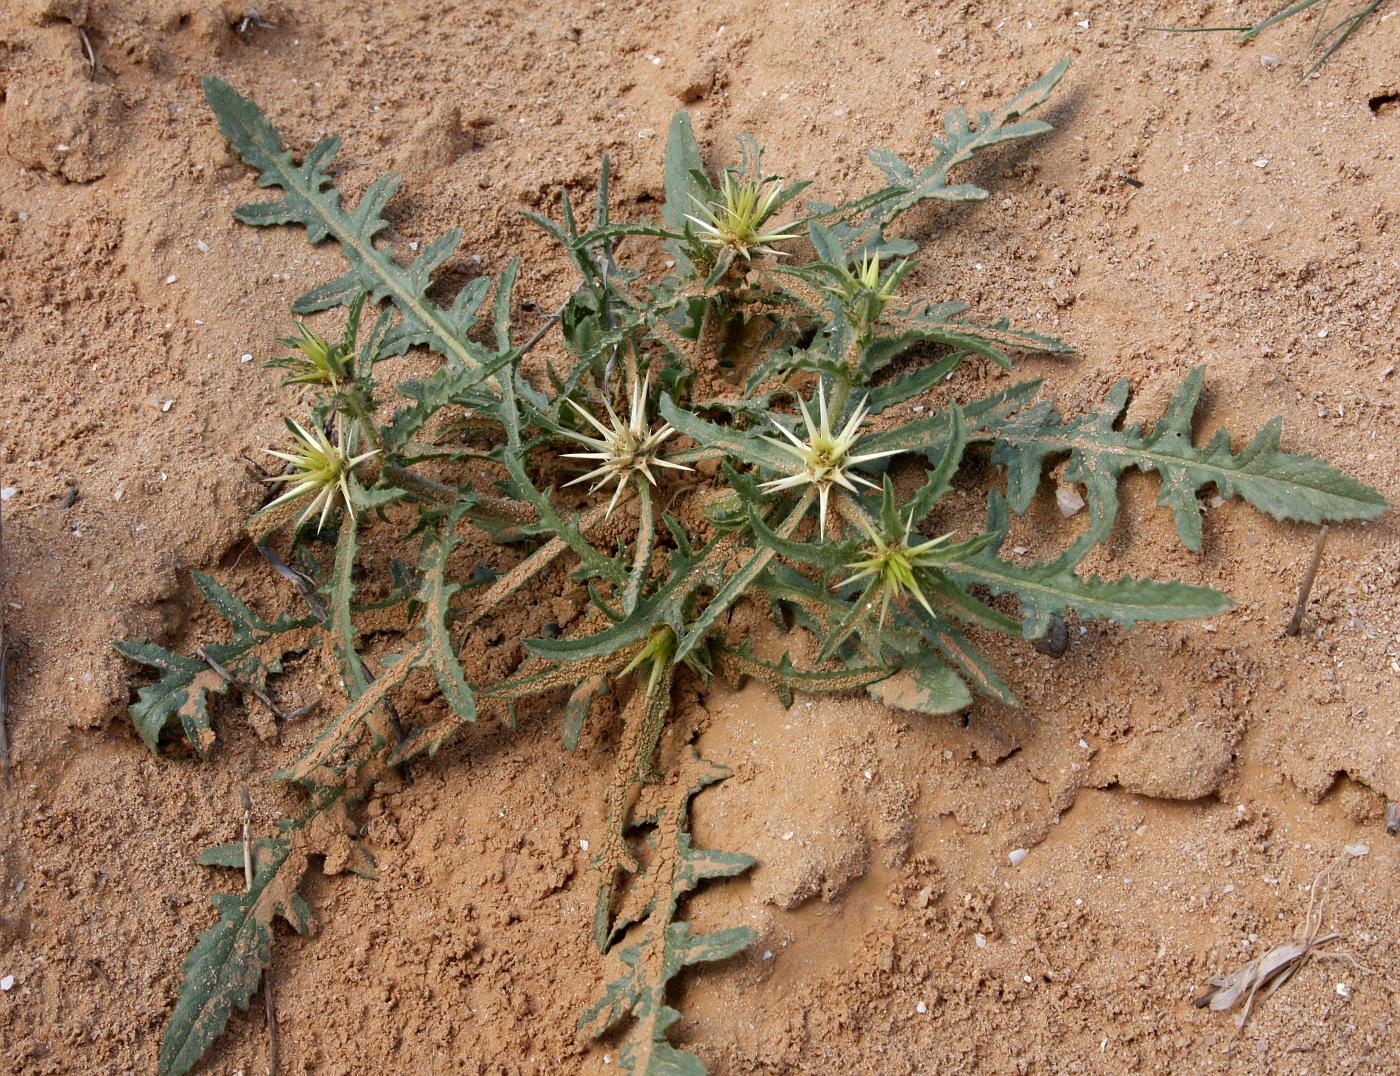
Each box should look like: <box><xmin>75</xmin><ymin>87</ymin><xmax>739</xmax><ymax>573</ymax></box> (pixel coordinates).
<box><xmin>822</xmin><ymin>252</ymin><xmax>911</xmax><ymax>334</ymax></box>
<box><xmin>264</xmin><ymin>417</ymin><xmax>378</xmax><ymax>531</ymax></box>
<box><xmin>685</xmin><ymin>172</ymin><xmax>799</xmax><ymax>260</ymax></box>
<box><xmin>840</xmin><ymin>510</ymin><xmax>953</xmax><ymax>627</ymax></box>
<box><xmin>758</xmin><ymin>386</ymin><xmax>899</xmax><ymax>537</ymax></box>
<box><xmin>265</xmin><ymin>322</ymin><xmax>351</xmax><ymax>388</ymax></box>
<box><xmin>561</xmin><ymin>373</ymin><xmax>693</xmax><ymax>517</ymax></box>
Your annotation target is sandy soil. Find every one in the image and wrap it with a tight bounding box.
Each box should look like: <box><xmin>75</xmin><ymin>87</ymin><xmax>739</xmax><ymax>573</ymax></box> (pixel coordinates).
<box><xmin>1</xmin><ymin>0</ymin><xmax>1398</xmax><ymax>1072</ymax></box>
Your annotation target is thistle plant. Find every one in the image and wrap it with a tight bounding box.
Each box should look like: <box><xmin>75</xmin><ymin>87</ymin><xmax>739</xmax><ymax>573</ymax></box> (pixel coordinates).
<box><xmin>116</xmin><ymin>57</ymin><xmax>1386</xmax><ymax>1076</ymax></box>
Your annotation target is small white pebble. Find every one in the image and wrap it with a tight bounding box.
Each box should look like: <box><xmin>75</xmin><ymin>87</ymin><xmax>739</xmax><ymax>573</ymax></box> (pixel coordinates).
<box><xmin>163</xmin><ymin>274</ymin><xmax>177</xmax><ymax>285</ymax></box>
<box><xmin>1317</xmin><ymin>327</ymin><xmax>1329</xmax><ymax>339</ymax></box>
<box><xmin>162</xmin><ymin>399</ymin><xmax>173</xmax><ymax>413</ymax></box>
<box><xmin>241</xmin><ymin>353</ymin><xmax>254</xmax><ymax>364</ymax></box>
<box><xmin>195</xmin><ymin>239</ymin><xmax>210</xmax><ymax>253</ymax></box>
<box><xmin>1055</xmin><ymin>485</ymin><xmax>1085</xmax><ymax>518</ymax></box>
<box><xmin>1078</xmin><ymin>738</ymin><xmax>1090</xmax><ymax>749</ymax></box>
<box><xmin>409</xmin><ymin>241</ymin><xmax>420</xmax><ymax>251</ymax></box>
<box><xmin>1011</xmin><ymin>545</ymin><xmax>1029</xmax><ymax>556</ymax></box>
<box><xmin>1335</xmin><ymin>982</ymin><xmax>1350</xmax><ymax>997</ymax></box>
<box><xmin>1253</xmin><ymin>158</ymin><xmax>1269</xmax><ymax>168</ymax></box>
<box><xmin>56</xmin><ymin>143</ymin><xmax>70</xmax><ymax>152</ymax></box>
<box><xmin>1008</xmin><ymin>848</ymin><xmax>1029</xmax><ymax>866</ymax></box>
<box><xmin>1260</xmin><ymin>55</ymin><xmax>1279</xmax><ymax>69</ymax></box>
<box><xmin>0</xmin><ymin>976</ymin><xmax>13</xmax><ymax>991</ymax></box>
<box><xmin>578</xmin><ymin>838</ymin><xmax>589</xmax><ymax>852</ymax></box>
<box><xmin>781</xmin><ymin>831</ymin><xmax>794</xmax><ymax>841</ymax></box>
<box><xmin>915</xmin><ymin>1001</ymin><xmax>927</xmax><ymax>1014</ymax></box>
<box><xmin>1343</xmin><ymin>842</ymin><xmax>1370</xmax><ymax>858</ymax></box>
<box><xmin>0</xmin><ymin>487</ymin><xmax>16</xmax><ymax>502</ymax></box>
<box><xmin>1023</xmin><ymin>974</ymin><xmax>1033</xmax><ymax>983</ymax></box>
<box><xmin>974</xmin><ymin>933</ymin><xmax>987</xmax><ymax>948</ymax></box>
<box><xmin>762</xmin><ymin>950</ymin><xmax>774</xmax><ymax>961</ymax></box>
<box><xmin>113</xmin><ymin>487</ymin><xmax>124</xmax><ymax>502</ymax></box>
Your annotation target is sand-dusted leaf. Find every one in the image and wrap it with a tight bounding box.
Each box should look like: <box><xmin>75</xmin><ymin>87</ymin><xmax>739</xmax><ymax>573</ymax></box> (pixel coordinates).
<box><xmin>866</xmin><ymin>651</ymin><xmax>972</xmax><ymax>715</ymax></box>
<box><xmin>863</xmin><ymin>314</ymin><xmax>1070</xmax><ymax>374</ymax></box>
<box><xmin>329</xmin><ymin>516</ymin><xmax>369</xmax><ymax>698</ymax></box>
<box><xmin>990</xmin><ymin>368</ymin><xmax>1389</xmax><ymax>552</ymax></box>
<box><xmin>582</xmin><ymin>750</ymin><xmax>756</xmax><ymax>1075</ymax></box>
<box><xmin>202</xmin><ymin>78</ymin><xmax>502</xmax><ymax>388</ymax></box>
<box><xmin>714</xmin><ymin>642</ymin><xmax>889</xmax><ymax>707</ymax></box>
<box><xmin>675</xmin><ymin>491</ymin><xmax>814</xmax><ymax>661</ymax></box>
<box><xmin>918</xmin><ymin>617</ymin><xmax>1020</xmax><ymax>707</ymax></box>
<box><xmin>116</xmin><ymin>574</ymin><xmax>315</xmax><ymax>756</ymax></box>
<box><xmin>277</xmin><ymin>644</ymin><xmax>425</xmax><ymax>784</ymax></box>
<box><xmin>158</xmin><ymin>835</ymin><xmax>312</xmax><ymax>1076</ymax></box>
<box><xmin>563</xmin><ymin>674</ymin><xmax>608</xmax><ymax>751</ymax></box>
<box><xmin>418</xmin><ymin>505</ymin><xmax>476</xmax><ymax>723</ymax></box>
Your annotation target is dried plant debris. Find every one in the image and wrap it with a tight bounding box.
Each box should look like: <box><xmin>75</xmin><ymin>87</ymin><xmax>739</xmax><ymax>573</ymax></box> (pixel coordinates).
<box><xmin>1194</xmin><ymin>867</ymin><xmax>1369</xmax><ymax>1030</ymax></box>
<box><xmin>114</xmin><ymin>58</ymin><xmax>1385</xmax><ymax>1075</ymax></box>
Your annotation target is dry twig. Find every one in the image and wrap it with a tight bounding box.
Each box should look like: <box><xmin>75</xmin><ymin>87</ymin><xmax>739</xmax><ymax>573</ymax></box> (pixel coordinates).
<box><xmin>1284</xmin><ymin>525</ymin><xmax>1328</xmax><ymax>636</ymax></box>
<box><xmin>195</xmin><ymin>645</ymin><xmax>309</xmax><ymax>723</ymax></box>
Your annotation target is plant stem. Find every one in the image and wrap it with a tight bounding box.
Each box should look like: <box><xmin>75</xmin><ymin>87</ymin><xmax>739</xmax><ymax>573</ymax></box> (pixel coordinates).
<box><xmin>340</xmin><ymin>386</ymin><xmax>384</xmax><ymax>452</ymax></box>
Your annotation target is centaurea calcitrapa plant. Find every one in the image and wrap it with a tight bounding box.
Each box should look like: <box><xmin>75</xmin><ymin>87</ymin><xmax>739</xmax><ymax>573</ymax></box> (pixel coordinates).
<box><xmin>116</xmin><ymin>58</ymin><xmax>1387</xmax><ymax>1076</ymax></box>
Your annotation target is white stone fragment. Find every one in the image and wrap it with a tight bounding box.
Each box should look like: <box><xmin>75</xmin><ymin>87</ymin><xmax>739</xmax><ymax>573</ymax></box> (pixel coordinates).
<box><xmin>1055</xmin><ymin>485</ymin><xmax>1085</xmax><ymax>517</ymax></box>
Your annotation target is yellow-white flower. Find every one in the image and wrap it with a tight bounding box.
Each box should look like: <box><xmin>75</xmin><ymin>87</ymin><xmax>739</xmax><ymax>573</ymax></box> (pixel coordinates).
<box><xmin>685</xmin><ymin>174</ymin><xmax>799</xmax><ymax>260</ymax></box>
<box><xmin>264</xmin><ymin>417</ymin><xmax>378</xmax><ymax>531</ymax></box>
<box><xmin>561</xmin><ymin>373</ymin><xmax>693</xmax><ymax>517</ymax></box>
<box><xmin>758</xmin><ymin>387</ymin><xmax>899</xmax><ymax>537</ymax></box>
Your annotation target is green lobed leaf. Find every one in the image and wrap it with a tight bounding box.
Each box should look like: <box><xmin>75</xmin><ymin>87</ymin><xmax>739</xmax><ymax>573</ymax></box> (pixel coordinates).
<box><xmin>990</xmin><ymin>368</ymin><xmax>1389</xmax><ymax>552</ymax></box>
<box><xmin>872</xmin><ymin>58</ymin><xmax>1070</xmax><ymax>222</ymax></box>
<box><xmin>945</xmin><ymin>493</ymin><xmax>1234</xmax><ymax>638</ymax></box>
<box><xmin>658</xmin><ymin>394</ymin><xmax>797</xmax><ymax>474</ymax></box>
<box><xmin>202</xmin><ymin>78</ymin><xmax>502</xmax><ymax>388</ymax></box>
<box><xmin>115</xmin><ymin>575</ymin><xmax>314</xmax><ymax>756</ymax></box>
<box><xmin>158</xmin><ymin>837</ymin><xmax>312</xmax><ymax>1076</ymax></box>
